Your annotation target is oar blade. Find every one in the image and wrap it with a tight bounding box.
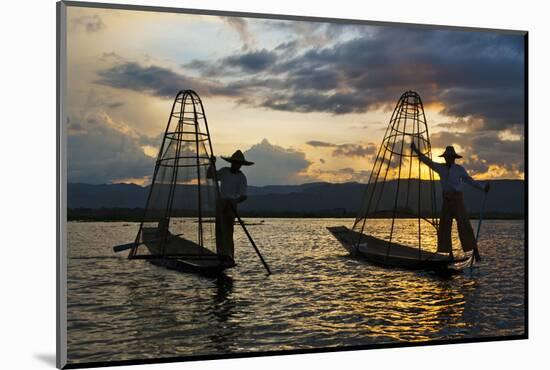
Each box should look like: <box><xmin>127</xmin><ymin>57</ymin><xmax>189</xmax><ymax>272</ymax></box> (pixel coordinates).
<box><xmin>113</xmin><ymin>242</ymin><xmax>136</xmax><ymax>253</ymax></box>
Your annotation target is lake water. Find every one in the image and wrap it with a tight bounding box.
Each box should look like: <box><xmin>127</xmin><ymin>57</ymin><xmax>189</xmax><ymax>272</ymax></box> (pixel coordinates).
<box><xmin>66</xmin><ymin>218</ymin><xmax>525</xmax><ymax>365</ymax></box>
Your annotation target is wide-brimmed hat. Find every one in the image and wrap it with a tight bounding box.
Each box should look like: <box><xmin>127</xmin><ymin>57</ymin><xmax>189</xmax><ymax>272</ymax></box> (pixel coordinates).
<box><xmin>222</xmin><ymin>150</ymin><xmax>254</xmax><ymax>166</ymax></box>
<box><xmin>439</xmin><ymin>146</ymin><xmax>462</xmax><ymax>159</ymax></box>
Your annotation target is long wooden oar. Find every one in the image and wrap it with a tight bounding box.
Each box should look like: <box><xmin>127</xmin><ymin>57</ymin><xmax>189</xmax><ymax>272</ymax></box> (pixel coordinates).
<box><xmin>229</xmin><ymin>203</ymin><xmax>272</xmax><ymax>275</ymax></box>
<box><xmin>113</xmin><ymin>242</ymin><xmax>137</xmax><ymax>253</ymax></box>
<box><xmin>470</xmin><ymin>192</ymin><xmax>488</xmax><ymax>266</ymax></box>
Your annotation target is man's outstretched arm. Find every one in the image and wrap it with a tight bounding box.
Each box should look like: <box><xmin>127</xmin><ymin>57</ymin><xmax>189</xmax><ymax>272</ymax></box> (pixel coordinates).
<box><xmin>461</xmin><ymin>169</ymin><xmax>490</xmax><ymax>192</ymax></box>
<box><xmin>411</xmin><ymin>141</ymin><xmax>436</xmax><ymax>170</ymax></box>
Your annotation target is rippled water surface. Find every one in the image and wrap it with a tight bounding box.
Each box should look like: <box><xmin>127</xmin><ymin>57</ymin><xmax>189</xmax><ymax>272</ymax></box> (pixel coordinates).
<box><xmin>67</xmin><ymin>219</ymin><xmax>525</xmax><ymax>364</ymax></box>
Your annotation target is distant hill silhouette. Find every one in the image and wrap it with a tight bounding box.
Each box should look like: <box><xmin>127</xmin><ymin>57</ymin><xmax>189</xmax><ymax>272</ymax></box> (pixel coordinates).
<box><xmin>68</xmin><ymin>180</ymin><xmax>524</xmax><ymax>220</ymax></box>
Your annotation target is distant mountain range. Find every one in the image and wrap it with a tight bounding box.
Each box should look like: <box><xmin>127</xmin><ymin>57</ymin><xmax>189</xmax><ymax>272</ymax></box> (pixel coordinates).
<box><xmin>67</xmin><ymin>180</ymin><xmax>525</xmax><ymax>220</ymax></box>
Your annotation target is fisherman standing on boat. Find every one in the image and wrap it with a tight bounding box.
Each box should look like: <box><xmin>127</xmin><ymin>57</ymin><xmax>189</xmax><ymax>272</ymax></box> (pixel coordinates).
<box><xmin>207</xmin><ymin>150</ymin><xmax>254</xmax><ymax>267</ymax></box>
<box><xmin>411</xmin><ymin>142</ymin><xmax>489</xmax><ymax>261</ymax></box>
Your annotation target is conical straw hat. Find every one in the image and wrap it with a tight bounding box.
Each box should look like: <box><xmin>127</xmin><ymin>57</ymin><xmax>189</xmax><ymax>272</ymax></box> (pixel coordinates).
<box><xmin>221</xmin><ymin>150</ymin><xmax>254</xmax><ymax>166</ymax></box>
<box><xmin>438</xmin><ymin>146</ymin><xmax>462</xmax><ymax>159</ymax></box>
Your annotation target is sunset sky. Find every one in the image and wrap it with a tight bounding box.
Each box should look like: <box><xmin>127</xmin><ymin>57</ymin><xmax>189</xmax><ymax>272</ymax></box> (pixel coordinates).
<box><xmin>66</xmin><ymin>6</ymin><xmax>525</xmax><ymax>186</ymax></box>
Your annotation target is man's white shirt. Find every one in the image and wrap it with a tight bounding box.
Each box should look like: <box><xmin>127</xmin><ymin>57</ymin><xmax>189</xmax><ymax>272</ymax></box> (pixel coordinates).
<box><xmin>419</xmin><ymin>155</ymin><xmax>483</xmax><ymax>193</ymax></box>
<box><xmin>216</xmin><ymin>167</ymin><xmax>248</xmax><ymax>200</ymax></box>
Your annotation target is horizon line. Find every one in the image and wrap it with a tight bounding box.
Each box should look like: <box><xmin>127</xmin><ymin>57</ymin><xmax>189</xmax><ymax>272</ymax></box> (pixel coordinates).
<box><xmin>68</xmin><ymin>178</ymin><xmax>526</xmax><ymax>187</ymax></box>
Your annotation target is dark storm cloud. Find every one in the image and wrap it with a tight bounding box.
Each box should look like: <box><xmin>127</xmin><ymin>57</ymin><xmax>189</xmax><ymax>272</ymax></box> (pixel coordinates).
<box><xmin>275</xmin><ymin>40</ymin><xmax>299</xmax><ymax>53</ymax></box>
<box><xmin>67</xmin><ymin>89</ymin><xmax>159</xmax><ymax>184</ymax></box>
<box><xmin>430</xmin><ymin>130</ymin><xmax>524</xmax><ymax>175</ymax></box>
<box><xmin>306</xmin><ymin>140</ymin><xmax>377</xmax><ymax>157</ymax></box>
<box><xmin>96</xmin><ymin>62</ymin><xmax>216</xmax><ymax>98</ymax></box>
<box><xmin>190</xmin><ymin>26</ymin><xmax>523</xmax><ymax>130</ymax></box>
<box><xmin>284</xmin><ymin>67</ymin><xmax>341</xmax><ymax>90</ymax></box>
<box><xmin>72</xmin><ymin>14</ymin><xmax>105</xmax><ymax>33</ymax></box>
<box><xmin>107</xmin><ymin>101</ymin><xmax>125</xmax><ymax>109</ymax></box>
<box><xmin>67</xmin><ymin>113</ymin><xmax>154</xmax><ymax>184</ymax></box>
<box><xmin>100</xmin><ymin>52</ymin><xmax>126</xmax><ymax>63</ymax></box>
<box><xmin>185</xmin><ymin>50</ymin><xmax>278</xmax><ymax>77</ymax></box>
<box><xmin>67</xmin><ymin>121</ymin><xmax>86</xmax><ymax>135</ymax></box>
<box><xmin>333</xmin><ymin>144</ymin><xmax>377</xmax><ymax>157</ymax></box>
<box><xmin>222</xmin><ymin>17</ymin><xmax>255</xmax><ymax>50</ymax></box>
<box><xmin>307</xmin><ymin>140</ymin><xmax>335</xmax><ymax>148</ymax></box>
<box><xmin>81</xmin><ymin>24</ymin><xmax>524</xmax><ymax>183</ymax></box>
<box><xmin>262</xmin><ymin>91</ymin><xmax>369</xmax><ymax>114</ymax></box>
<box><xmin>98</xmin><ymin>26</ymin><xmax>524</xmax><ymax>134</ymax></box>
<box><xmin>438</xmin><ymin>88</ymin><xmax>524</xmax><ymax>129</ymax></box>
<box><xmin>261</xmin><ymin>19</ymin><xmax>365</xmax><ymax>49</ymax></box>
<box><xmin>208</xmin><ymin>76</ymin><xmax>289</xmax><ymax>99</ymax></box>
<box><xmin>269</xmin><ymin>28</ymin><xmax>522</xmax><ymax>127</ymax></box>
<box><xmin>98</xmin><ymin>62</ymin><xmax>282</xmax><ymax>100</ymax></box>
<box><xmin>184</xmin><ymin>59</ymin><xmax>210</xmax><ymax>71</ymax></box>
<box><xmin>223</xmin><ymin>49</ymin><xmax>278</xmax><ymax>72</ymax></box>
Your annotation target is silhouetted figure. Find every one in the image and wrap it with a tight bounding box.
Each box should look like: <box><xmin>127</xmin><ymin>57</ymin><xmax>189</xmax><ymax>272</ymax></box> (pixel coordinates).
<box><xmin>411</xmin><ymin>142</ymin><xmax>489</xmax><ymax>260</ymax></box>
<box><xmin>207</xmin><ymin>150</ymin><xmax>254</xmax><ymax>267</ymax></box>
<box><xmin>157</xmin><ymin>217</ymin><xmax>170</xmax><ymax>239</ymax></box>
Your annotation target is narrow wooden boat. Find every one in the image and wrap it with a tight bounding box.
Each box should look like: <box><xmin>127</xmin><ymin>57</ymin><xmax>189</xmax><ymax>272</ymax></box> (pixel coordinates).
<box><xmin>124</xmin><ymin>90</ymin><xmax>235</xmax><ymax>276</ymax></box>
<box><xmin>116</xmin><ymin>90</ymin><xmax>273</xmax><ymax>276</ymax></box>
<box><xmin>327</xmin><ymin>226</ymin><xmax>472</xmax><ymax>272</ymax></box>
<box><xmin>327</xmin><ymin>91</ymin><xmax>475</xmax><ymax>273</ymax></box>
<box><xmin>138</xmin><ymin>227</ymin><xmax>229</xmax><ymax>275</ymax></box>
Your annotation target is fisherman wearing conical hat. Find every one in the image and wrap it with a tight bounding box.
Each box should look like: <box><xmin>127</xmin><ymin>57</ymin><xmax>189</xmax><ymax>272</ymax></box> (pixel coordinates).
<box><xmin>411</xmin><ymin>142</ymin><xmax>490</xmax><ymax>261</ymax></box>
<box><xmin>207</xmin><ymin>150</ymin><xmax>254</xmax><ymax>267</ymax></box>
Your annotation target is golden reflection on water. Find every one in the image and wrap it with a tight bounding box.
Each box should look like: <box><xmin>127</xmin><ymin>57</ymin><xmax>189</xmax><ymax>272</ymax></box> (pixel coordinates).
<box><xmin>363</xmin><ymin>218</ymin><xmax>463</xmax><ymax>255</ymax></box>
<box><xmin>66</xmin><ymin>219</ymin><xmax>524</xmax><ymax>364</ymax></box>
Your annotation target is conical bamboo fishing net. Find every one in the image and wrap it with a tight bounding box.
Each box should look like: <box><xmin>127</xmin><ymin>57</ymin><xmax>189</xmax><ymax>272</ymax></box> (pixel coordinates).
<box><xmin>129</xmin><ymin>90</ymin><xmax>219</xmax><ymax>260</ymax></box>
<box><xmin>352</xmin><ymin>91</ymin><xmax>439</xmax><ymax>259</ymax></box>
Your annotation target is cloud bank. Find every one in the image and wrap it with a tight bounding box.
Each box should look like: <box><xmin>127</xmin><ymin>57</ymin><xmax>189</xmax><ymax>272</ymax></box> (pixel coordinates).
<box><xmin>239</xmin><ymin>139</ymin><xmax>312</xmax><ymax>186</ymax></box>
<box><xmin>70</xmin><ymin>13</ymin><xmax>525</xmax><ymax>184</ymax></box>
<box><xmin>97</xmin><ymin>26</ymin><xmax>524</xmax><ymax>134</ymax></box>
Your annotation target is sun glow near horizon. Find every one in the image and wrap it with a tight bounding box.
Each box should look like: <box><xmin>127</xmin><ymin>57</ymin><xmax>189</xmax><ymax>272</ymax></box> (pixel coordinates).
<box><xmin>66</xmin><ymin>6</ymin><xmax>525</xmax><ymax>186</ymax></box>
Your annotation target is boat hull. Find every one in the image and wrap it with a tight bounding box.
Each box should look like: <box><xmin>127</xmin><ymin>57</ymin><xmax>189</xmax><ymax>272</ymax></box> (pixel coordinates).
<box><xmin>147</xmin><ymin>257</ymin><xmax>228</xmax><ymax>276</ymax></box>
<box><xmin>327</xmin><ymin>226</ymin><xmax>472</xmax><ymax>272</ymax></box>
<box><xmin>138</xmin><ymin>227</ymin><xmax>231</xmax><ymax>275</ymax></box>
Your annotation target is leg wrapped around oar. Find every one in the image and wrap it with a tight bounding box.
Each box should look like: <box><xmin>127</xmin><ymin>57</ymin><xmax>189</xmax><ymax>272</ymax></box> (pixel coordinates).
<box><xmin>454</xmin><ymin>192</ymin><xmax>479</xmax><ymax>258</ymax></box>
<box><xmin>437</xmin><ymin>193</ymin><xmax>454</xmax><ymax>256</ymax></box>
<box><xmin>216</xmin><ymin>198</ymin><xmax>236</xmax><ymax>266</ymax></box>
<box><xmin>438</xmin><ymin>191</ymin><xmax>480</xmax><ymax>262</ymax></box>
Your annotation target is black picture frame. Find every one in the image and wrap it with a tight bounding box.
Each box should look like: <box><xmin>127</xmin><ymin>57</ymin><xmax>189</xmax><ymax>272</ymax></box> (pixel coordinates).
<box><xmin>57</xmin><ymin>1</ymin><xmax>528</xmax><ymax>368</ymax></box>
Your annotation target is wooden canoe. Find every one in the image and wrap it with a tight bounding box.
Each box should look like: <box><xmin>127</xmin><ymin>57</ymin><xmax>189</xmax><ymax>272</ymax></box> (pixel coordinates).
<box><xmin>138</xmin><ymin>227</ymin><xmax>232</xmax><ymax>275</ymax></box>
<box><xmin>327</xmin><ymin>226</ymin><xmax>472</xmax><ymax>272</ymax></box>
